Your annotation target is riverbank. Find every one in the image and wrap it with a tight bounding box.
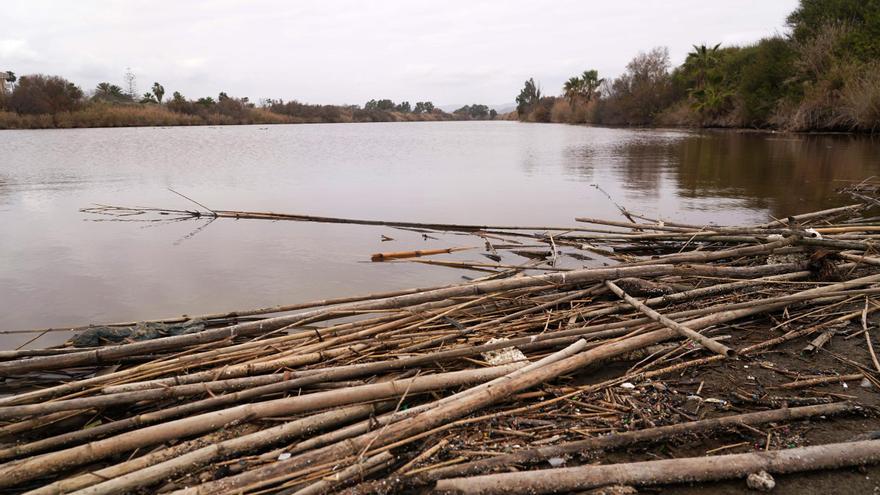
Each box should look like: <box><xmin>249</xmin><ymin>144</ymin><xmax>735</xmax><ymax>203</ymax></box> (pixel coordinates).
<box><xmin>0</xmin><ymin>105</ymin><xmax>485</xmax><ymax>130</ymax></box>
<box><xmin>534</xmin><ymin>119</ymin><xmax>880</xmax><ymax>137</ymax></box>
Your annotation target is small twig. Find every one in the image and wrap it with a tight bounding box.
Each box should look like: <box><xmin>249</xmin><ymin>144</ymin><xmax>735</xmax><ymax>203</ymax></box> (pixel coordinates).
<box><xmin>357</xmin><ymin>370</ymin><xmax>421</xmax><ymax>459</ymax></box>
<box><xmin>167</xmin><ymin>187</ymin><xmax>217</xmax><ymax>216</ymax></box>
<box><xmin>863</xmin><ymin>297</ymin><xmax>880</xmax><ymax>373</ymax></box>
<box><xmin>590</xmin><ymin>184</ymin><xmax>637</xmax><ymax>224</ymax></box>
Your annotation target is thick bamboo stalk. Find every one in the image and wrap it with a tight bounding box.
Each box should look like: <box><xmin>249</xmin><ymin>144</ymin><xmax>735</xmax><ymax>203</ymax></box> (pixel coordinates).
<box><xmin>406</xmin><ymin>259</ymin><xmax>571</xmax><ymax>272</ymax></box>
<box><xmin>432</xmin><ymin>439</ymin><xmax>880</xmax><ymax>494</ymax></box>
<box><xmin>625</xmin><ymin>236</ymin><xmax>796</xmax><ymax>266</ymax></box>
<box><xmin>576</xmin><ymin>215</ymin><xmax>880</xmax><ymax>236</ymax></box>
<box><xmin>802</xmin><ymin>237</ymin><xmax>873</xmax><ymax>250</ymax></box>
<box><xmin>756</xmin><ymin>204</ymin><xmax>863</xmax><ymax>228</ymax></box>
<box><xmin>415</xmin><ymin>402</ymin><xmax>854</xmax><ymax>483</ymax></box>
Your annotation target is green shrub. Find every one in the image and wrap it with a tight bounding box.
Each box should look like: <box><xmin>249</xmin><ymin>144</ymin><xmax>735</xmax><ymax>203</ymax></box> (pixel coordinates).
<box><xmin>787</xmin><ymin>0</ymin><xmax>880</xmax><ymax>63</ymax></box>
<box><xmin>727</xmin><ymin>37</ymin><xmax>798</xmax><ymax>125</ymax></box>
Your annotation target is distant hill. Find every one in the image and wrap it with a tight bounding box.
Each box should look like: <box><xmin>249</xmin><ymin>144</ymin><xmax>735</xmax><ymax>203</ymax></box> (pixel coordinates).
<box><xmin>490</xmin><ymin>103</ymin><xmax>517</xmax><ymax>114</ymax></box>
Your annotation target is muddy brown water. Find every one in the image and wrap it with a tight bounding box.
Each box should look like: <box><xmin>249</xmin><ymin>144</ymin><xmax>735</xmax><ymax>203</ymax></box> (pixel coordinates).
<box><xmin>1</xmin><ymin>122</ymin><xmax>879</xmax><ymax>349</ymax></box>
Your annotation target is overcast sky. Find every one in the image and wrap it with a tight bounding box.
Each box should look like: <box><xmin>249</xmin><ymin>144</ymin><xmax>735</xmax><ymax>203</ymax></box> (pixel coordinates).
<box><xmin>1</xmin><ymin>1</ymin><xmax>798</xmax><ymax>107</ymax></box>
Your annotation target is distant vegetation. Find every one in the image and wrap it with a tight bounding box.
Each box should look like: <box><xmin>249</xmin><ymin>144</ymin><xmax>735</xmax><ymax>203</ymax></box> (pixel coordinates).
<box><xmin>0</xmin><ymin>74</ymin><xmax>498</xmax><ymax>129</ymax></box>
<box><xmin>516</xmin><ymin>0</ymin><xmax>879</xmax><ymax>132</ymax></box>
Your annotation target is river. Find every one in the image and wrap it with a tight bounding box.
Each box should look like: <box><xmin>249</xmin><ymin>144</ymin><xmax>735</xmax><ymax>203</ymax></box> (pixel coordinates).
<box><xmin>1</xmin><ymin>122</ymin><xmax>878</xmax><ymax>348</ymax></box>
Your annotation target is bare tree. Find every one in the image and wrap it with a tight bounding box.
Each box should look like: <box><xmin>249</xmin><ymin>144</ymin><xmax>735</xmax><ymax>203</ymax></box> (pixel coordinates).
<box><xmin>123</xmin><ymin>67</ymin><xmax>138</xmax><ymax>99</ymax></box>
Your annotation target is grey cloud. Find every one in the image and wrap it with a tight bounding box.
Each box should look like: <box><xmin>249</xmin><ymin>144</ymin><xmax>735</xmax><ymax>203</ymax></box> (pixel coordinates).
<box><xmin>0</xmin><ymin>0</ymin><xmax>798</xmax><ymax>106</ymax></box>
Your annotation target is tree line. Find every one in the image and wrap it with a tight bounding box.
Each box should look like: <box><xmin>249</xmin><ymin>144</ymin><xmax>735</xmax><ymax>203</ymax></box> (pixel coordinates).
<box><xmin>0</xmin><ymin>74</ymin><xmax>499</xmax><ymax>129</ymax></box>
<box><xmin>515</xmin><ymin>0</ymin><xmax>879</xmax><ymax>132</ymax></box>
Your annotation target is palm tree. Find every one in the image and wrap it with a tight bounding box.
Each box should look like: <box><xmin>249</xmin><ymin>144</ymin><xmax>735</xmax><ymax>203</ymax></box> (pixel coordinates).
<box><xmin>687</xmin><ymin>43</ymin><xmax>722</xmax><ymax>90</ymax></box>
<box><xmin>151</xmin><ymin>82</ymin><xmax>165</xmax><ymax>103</ymax></box>
<box><xmin>580</xmin><ymin>70</ymin><xmax>604</xmax><ymax>101</ymax></box>
<box><xmin>563</xmin><ymin>76</ymin><xmax>582</xmax><ymax>104</ymax></box>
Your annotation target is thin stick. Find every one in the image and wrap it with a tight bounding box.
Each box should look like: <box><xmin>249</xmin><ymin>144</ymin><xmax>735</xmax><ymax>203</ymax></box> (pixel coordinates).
<box><xmin>863</xmin><ymin>297</ymin><xmax>880</xmax><ymax>373</ymax></box>
<box><xmin>605</xmin><ymin>280</ymin><xmax>735</xmax><ymax>358</ymax></box>
<box><xmin>166</xmin><ymin>187</ymin><xmax>216</xmax><ymax>215</ymax></box>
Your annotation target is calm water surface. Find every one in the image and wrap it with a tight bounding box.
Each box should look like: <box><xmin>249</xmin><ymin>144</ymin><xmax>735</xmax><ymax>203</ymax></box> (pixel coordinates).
<box><xmin>1</xmin><ymin>122</ymin><xmax>879</xmax><ymax>348</ymax></box>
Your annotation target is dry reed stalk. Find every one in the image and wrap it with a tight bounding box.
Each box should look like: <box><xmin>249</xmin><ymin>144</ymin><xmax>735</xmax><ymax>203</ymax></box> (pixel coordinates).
<box><xmin>605</xmin><ymin>280</ymin><xmax>735</xmax><ymax>357</ymax></box>
<box><xmin>432</xmin><ymin>438</ymin><xmax>880</xmax><ymax>494</ymax></box>
<box><xmin>371</xmin><ymin>246</ymin><xmax>476</xmax><ymax>261</ymax></box>
<box><xmin>776</xmin><ymin>373</ymin><xmax>865</xmax><ymax>390</ymax></box>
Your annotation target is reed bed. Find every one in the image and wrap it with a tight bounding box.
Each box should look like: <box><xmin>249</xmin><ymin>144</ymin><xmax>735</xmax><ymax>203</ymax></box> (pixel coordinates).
<box><xmin>4</xmin><ymin>182</ymin><xmax>880</xmax><ymax>494</ymax></box>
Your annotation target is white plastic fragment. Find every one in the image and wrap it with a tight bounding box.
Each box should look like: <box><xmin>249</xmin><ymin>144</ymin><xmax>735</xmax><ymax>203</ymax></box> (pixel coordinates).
<box><xmin>547</xmin><ymin>457</ymin><xmax>565</xmax><ymax>467</ymax></box>
<box><xmin>620</xmin><ymin>382</ymin><xmax>636</xmax><ymax>389</ymax></box>
<box><xmin>804</xmin><ymin>228</ymin><xmax>822</xmax><ymax>239</ymax></box>
<box><xmin>861</xmin><ymin>377</ymin><xmax>873</xmax><ymax>388</ymax></box>
<box><xmin>277</xmin><ymin>452</ymin><xmax>291</xmax><ymax>461</ymax></box>
<box><xmin>481</xmin><ymin>338</ymin><xmax>528</xmax><ymax>366</ymax></box>
<box><xmin>746</xmin><ymin>470</ymin><xmax>776</xmax><ymax>491</ymax></box>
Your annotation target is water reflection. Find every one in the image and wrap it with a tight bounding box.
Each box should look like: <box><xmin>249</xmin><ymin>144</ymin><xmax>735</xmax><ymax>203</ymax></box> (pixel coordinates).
<box><xmin>558</xmin><ymin>129</ymin><xmax>880</xmax><ymax>218</ymax></box>
<box><xmin>674</xmin><ymin>132</ymin><xmax>880</xmax><ymax>215</ymax></box>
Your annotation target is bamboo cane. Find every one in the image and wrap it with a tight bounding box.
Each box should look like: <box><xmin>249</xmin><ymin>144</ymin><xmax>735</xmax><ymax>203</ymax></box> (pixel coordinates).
<box><xmin>371</xmin><ymin>246</ymin><xmax>476</xmax><ymax>261</ymax></box>
<box><xmin>432</xmin><ymin>438</ymin><xmax>880</xmax><ymax>494</ymax></box>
